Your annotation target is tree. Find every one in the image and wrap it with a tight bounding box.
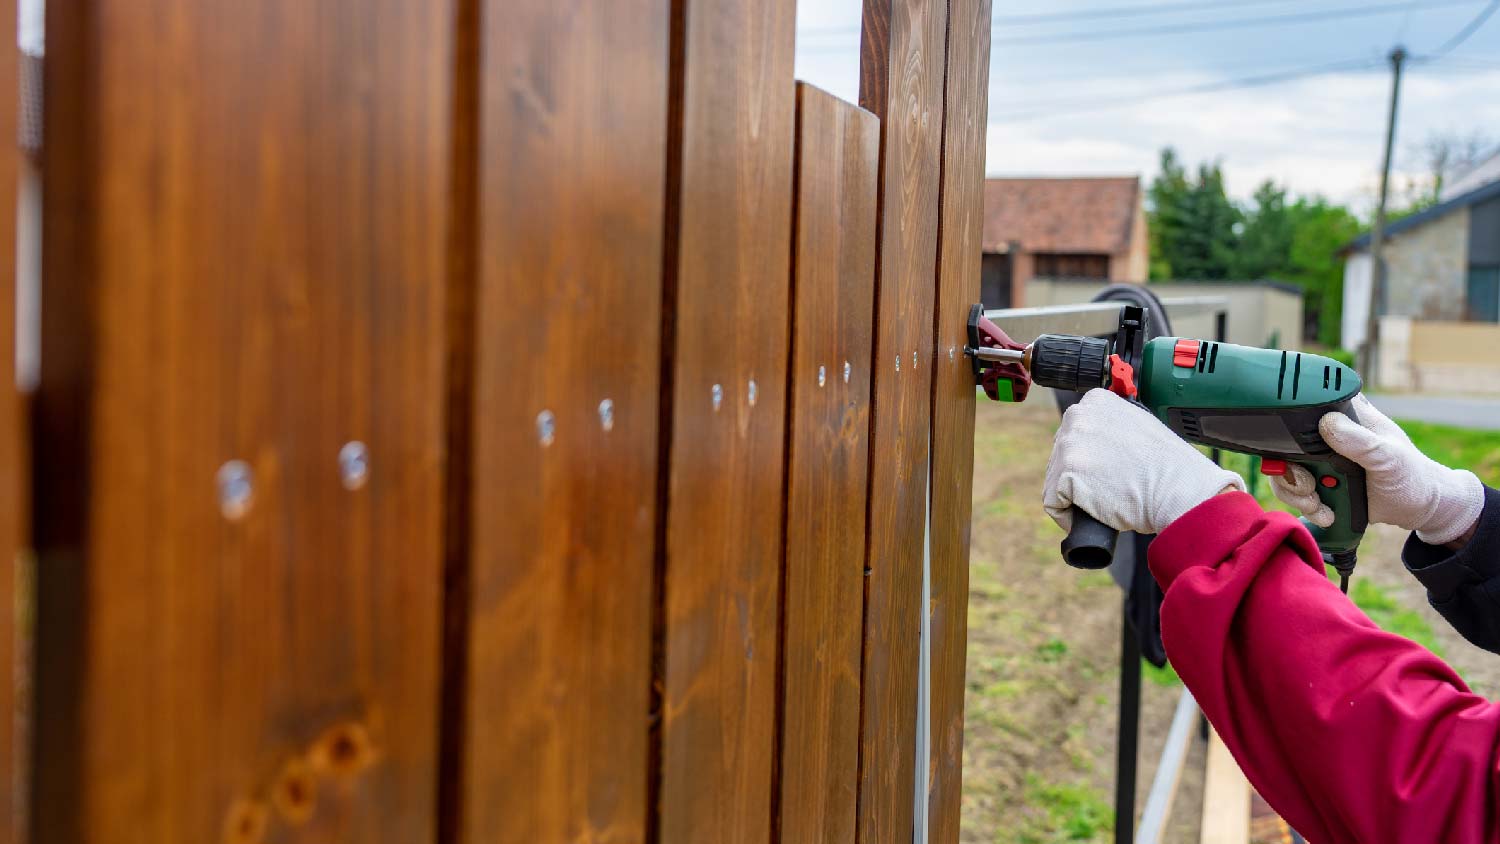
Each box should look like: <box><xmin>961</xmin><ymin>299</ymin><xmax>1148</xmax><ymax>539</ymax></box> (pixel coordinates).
<box><xmin>1234</xmin><ymin>181</ymin><xmax>1293</xmax><ymax>280</ymax></box>
<box><xmin>1284</xmin><ymin>199</ymin><xmax>1361</xmax><ymax>348</ymax></box>
<box><xmin>1146</xmin><ymin>148</ymin><xmax>1363</xmax><ymax>347</ymax></box>
<box><xmin>1147</xmin><ymin>148</ymin><xmax>1240</xmax><ymax>280</ymax></box>
<box><xmin>1398</xmin><ymin>129</ymin><xmax>1496</xmax><ymax>210</ymax></box>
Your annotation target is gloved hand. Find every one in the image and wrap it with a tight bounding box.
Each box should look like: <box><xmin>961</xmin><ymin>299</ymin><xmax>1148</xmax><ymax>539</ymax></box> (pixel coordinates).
<box><xmin>1044</xmin><ymin>390</ymin><xmax>1246</xmax><ymax>535</ymax></box>
<box><xmin>1268</xmin><ymin>394</ymin><xmax>1484</xmax><ymax>546</ymax></box>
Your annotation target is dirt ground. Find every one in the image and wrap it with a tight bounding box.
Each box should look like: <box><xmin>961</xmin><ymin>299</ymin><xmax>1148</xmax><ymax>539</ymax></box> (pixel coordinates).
<box><xmin>961</xmin><ymin>394</ymin><xmax>1495</xmax><ymax>843</ymax></box>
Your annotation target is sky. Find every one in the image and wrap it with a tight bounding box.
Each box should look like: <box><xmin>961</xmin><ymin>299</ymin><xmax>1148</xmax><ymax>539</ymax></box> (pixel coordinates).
<box><xmin>794</xmin><ymin>0</ymin><xmax>1500</xmax><ymax>211</ymax></box>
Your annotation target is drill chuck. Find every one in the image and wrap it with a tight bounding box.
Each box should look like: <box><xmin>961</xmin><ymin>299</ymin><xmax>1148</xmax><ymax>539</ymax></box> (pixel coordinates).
<box><xmin>1030</xmin><ymin>335</ymin><xmax>1111</xmax><ymax>393</ymax></box>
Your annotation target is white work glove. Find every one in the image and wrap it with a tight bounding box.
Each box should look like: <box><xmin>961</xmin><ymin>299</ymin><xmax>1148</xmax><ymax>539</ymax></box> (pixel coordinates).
<box><xmin>1268</xmin><ymin>394</ymin><xmax>1484</xmax><ymax>546</ymax></box>
<box><xmin>1044</xmin><ymin>390</ymin><xmax>1246</xmax><ymax>535</ymax></box>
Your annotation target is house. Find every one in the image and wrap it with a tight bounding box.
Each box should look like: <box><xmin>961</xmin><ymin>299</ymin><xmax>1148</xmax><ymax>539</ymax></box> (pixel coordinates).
<box><xmin>1341</xmin><ymin>177</ymin><xmax>1500</xmax><ymax>350</ymax></box>
<box><xmin>981</xmin><ymin>176</ymin><xmax>1149</xmax><ymax>308</ymax></box>
<box><xmin>1442</xmin><ymin>145</ymin><xmax>1500</xmax><ymax>202</ymax></box>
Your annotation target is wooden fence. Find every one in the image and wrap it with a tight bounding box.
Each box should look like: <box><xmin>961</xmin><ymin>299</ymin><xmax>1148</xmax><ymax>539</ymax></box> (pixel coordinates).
<box><xmin>15</xmin><ymin>0</ymin><xmax>993</xmax><ymax>841</ymax></box>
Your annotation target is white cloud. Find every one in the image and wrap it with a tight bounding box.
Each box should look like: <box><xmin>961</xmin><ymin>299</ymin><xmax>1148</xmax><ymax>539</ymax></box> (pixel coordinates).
<box><xmin>985</xmin><ymin>67</ymin><xmax>1500</xmax><ymax>207</ymax></box>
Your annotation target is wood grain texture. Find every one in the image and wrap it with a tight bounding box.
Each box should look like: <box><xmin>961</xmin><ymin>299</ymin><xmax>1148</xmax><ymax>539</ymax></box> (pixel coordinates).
<box><xmin>34</xmin><ymin>2</ymin><xmax>451</xmax><ymax>841</ymax></box>
<box><xmin>776</xmin><ymin>83</ymin><xmax>879</xmax><ymax>844</ymax></box>
<box><xmin>0</xmin><ymin>1</ymin><xmax>19</xmax><ymax>840</ymax></box>
<box><xmin>461</xmin><ymin>2</ymin><xmax>671</xmax><ymax>842</ymax></box>
<box><xmin>926</xmin><ymin>0</ymin><xmax>992</xmax><ymax>839</ymax></box>
<box><xmin>655</xmin><ymin>0</ymin><xmax>797</xmax><ymax>839</ymax></box>
<box><xmin>855</xmin><ymin>0</ymin><xmax>949</xmax><ymax>840</ymax></box>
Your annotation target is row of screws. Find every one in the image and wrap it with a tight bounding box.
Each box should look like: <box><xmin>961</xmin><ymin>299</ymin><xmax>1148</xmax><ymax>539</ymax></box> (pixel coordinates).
<box><xmin>218</xmin><ymin>342</ymin><xmax>967</xmax><ymax>519</ymax></box>
<box><xmin>532</xmin><ymin>344</ymin><xmax>956</xmax><ymax>450</ymax></box>
<box><xmin>216</xmin><ymin>441</ymin><xmax>369</xmax><ymax>520</ymax></box>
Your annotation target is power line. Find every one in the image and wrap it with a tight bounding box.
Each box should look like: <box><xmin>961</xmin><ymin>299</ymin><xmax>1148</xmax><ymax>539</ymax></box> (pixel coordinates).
<box><xmin>989</xmin><ymin>0</ymin><xmax>1485</xmax><ymax>48</ymax></box>
<box><xmin>1423</xmin><ymin>0</ymin><xmax>1500</xmax><ymax>56</ymax></box>
<box><xmin>989</xmin><ymin>0</ymin><xmax>1306</xmax><ymax>27</ymax></box>
<box><xmin>796</xmin><ymin>0</ymin><xmax>1486</xmax><ymax>53</ymax></box>
<box><xmin>989</xmin><ymin>57</ymin><xmax>1382</xmax><ymax>123</ymax></box>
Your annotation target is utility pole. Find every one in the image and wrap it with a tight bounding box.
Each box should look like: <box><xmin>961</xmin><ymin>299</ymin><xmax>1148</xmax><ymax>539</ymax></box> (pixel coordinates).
<box><xmin>1361</xmin><ymin>46</ymin><xmax>1407</xmax><ymax>384</ymax></box>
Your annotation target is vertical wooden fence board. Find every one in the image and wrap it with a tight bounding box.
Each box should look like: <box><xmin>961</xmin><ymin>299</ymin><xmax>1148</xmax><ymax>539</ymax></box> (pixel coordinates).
<box><xmin>777</xmin><ymin>83</ymin><xmax>879</xmax><ymax>844</ymax></box>
<box><xmin>855</xmin><ymin>0</ymin><xmax>949</xmax><ymax>840</ymax></box>
<box><xmin>655</xmin><ymin>0</ymin><xmax>796</xmax><ymax>839</ymax></box>
<box><xmin>462</xmin><ymin>2</ymin><xmax>671</xmax><ymax>841</ymax></box>
<box><xmin>0</xmin><ymin>1</ymin><xmax>18</xmax><ymax>839</ymax></box>
<box><xmin>927</xmin><ymin>0</ymin><xmax>992</xmax><ymax>840</ymax></box>
<box><xmin>34</xmin><ymin>2</ymin><xmax>452</xmax><ymax>841</ymax></box>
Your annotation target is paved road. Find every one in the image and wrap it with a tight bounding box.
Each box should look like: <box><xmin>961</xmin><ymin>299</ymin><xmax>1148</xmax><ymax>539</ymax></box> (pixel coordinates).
<box><xmin>1368</xmin><ymin>394</ymin><xmax>1500</xmax><ymax>431</ymax></box>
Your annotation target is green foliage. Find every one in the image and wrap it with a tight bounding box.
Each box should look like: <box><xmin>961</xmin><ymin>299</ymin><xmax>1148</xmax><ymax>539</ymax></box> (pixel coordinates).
<box><xmin>1142</xmin><ymin>659</ymin><xmax>1181</xmax><ymax>687</ymax></box>
<box><xmin>1147</xmin><ymin>149</ymin><xmax>1361</xmax><ymax>345</ymax></box>
<box><xmin>1396</xmin><ymin>419</ymin><xmax>1500</xmax><ymax>488</ymax></box>
<box><xmin>1147</xmin><ymin>149</ymin><xmax>1240</xmax><ymax>281</ymax></box>
<box><xmin>1018</xmin><ymin>775</ymin><xmax>1114</xmax><ymax>843</ymax></box>
<box><xmin>1036</xmin><ymin>638</ymin><xmax>1070</xmax><ymax>663</ymax></box>
<box><xmin>1286</xmin><ymin>199</ymin><xmax>1362</xmax><ymax>347</ymax></box>
<box><xmin>1232</xmin><ymin>181</ymin><xmax>1293</xmax><ymax>280</ymax></box>
<box><xmin>1324</xmin><ymin>347</ymin><xmax>1356</xmax><ymax>368</ymax></box>
<box><xmin>1347</xmin><ymin>579</ymin><xmax>1444</xmax><ymax>658</ymax></box>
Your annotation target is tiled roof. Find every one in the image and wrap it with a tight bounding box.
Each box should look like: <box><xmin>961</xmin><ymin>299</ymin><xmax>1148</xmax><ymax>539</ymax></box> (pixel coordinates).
<box><xmin>983</xmin><ymin>176</ymin><xmax>1141</xmax><ymax>255</ymax></box>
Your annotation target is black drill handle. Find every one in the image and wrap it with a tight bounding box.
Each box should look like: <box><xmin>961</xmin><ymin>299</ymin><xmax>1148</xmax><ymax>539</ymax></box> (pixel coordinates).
<box><xmin>1061</xmin><ymin>507</ymin><xmax>1119</xmax><ymax>570</ymax></box>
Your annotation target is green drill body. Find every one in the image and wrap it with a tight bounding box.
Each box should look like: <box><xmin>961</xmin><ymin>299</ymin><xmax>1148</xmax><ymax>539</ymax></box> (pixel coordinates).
<box><xmin>967</xmin><ymin>303</ymin><xmax>1369</xmax><ymax>576</ymax></box>
<box><xmin>1133</xmin><ymin>337</ymin><xmax>1366</xmax><ymax>560</ymax></box>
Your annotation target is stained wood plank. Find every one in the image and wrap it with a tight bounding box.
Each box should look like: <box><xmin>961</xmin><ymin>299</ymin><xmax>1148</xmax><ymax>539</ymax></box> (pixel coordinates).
<box><xmin>0</xmin><ymin>1</ymin><xmax>19</xmax><ymax>840</ymax></box>
<box><xmin>460</xmin><ymin>1</ymin><xmax>671</xmax><ymax>841</ymax></box>
<box><xmin>926</xmin><ymin>0</ymin><xmax>993</xmax><ymax>839</ymax></box>
<box><xmin>777</xmin><ymin>83</ymin><xmax>880</xmax><ymax>844</ymax></box>
<box><xmin>34</xmin><ymin>2</ymin><xmax>452</xmax><ymax>840</ymax></box>
<box><xmin>855</xmin><ymin>0</ymin><xmax>949</xmax><ymax>840</ymax></box>
<box><xmin>654</xmin><ymin>0</ymin><xmax>797</xmax><ymax>839</ymax></box>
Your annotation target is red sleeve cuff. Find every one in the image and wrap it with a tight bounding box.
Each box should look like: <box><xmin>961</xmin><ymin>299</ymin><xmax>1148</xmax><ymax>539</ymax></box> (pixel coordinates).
<box><xmin>1150</xmin><ymin>492</ymin><xmax>1320</xmax><ymax>589</ymax></box>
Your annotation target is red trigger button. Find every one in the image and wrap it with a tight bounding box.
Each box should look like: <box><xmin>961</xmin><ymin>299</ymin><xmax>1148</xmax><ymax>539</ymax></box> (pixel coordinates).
<box><xmin>1173</xmin><ymin>339</ymin><xmax>1201</xmax><ymax>368</ymax></box>
<box><xmin>1107</xmin><ymin>354</ymin><xmax>1138</xmax><ymax>399</ymax></box>
<box><xmin>1260</xmin><ymin>459</ymin><xmax>1288</xmax><ymax>477</ymax></box>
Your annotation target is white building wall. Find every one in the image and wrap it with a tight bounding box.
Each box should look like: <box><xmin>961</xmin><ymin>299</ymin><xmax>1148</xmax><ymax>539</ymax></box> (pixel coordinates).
<box><xmin>1342</xmin><ymin>253</ymin><xmax>1373</xmax><ymax>352</ymax></box>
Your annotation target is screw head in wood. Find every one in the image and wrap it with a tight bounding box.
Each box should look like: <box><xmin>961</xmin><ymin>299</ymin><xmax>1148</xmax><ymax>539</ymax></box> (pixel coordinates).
<box><xmin>598</xmin><ymin>399</ymin><xmax>615</xmax><ymax>432</ymax></box>
<box><xmin>217</xmin><ymin>460</ymin><xmax>254</xmax><ymax>521</ymax></box>
<box><xmin>844</xmin><ymin>361</ymin><xmax>851</xmax><ymax>383</ymax></box>
<box><xmin>748</xmin><ymin>379</ymin><xmax>758</xmax><ymax>406</ymax></box>
<box><xmin>537</xmin><ymin>410</ymin><xmax>556</xmax><ymax>446</ymax></box>
<box><xmin>949</xmin><ymin>346</ymin><xmax>955</xmax><ymax>361</ymax></box>
<box><xmin>818</xmin><ymin>366</ymin><xmax>826</xmax><ymax>387</ymax></box>
<box><xmin>338</xmin><ymin>441</ymin><xmax>369</xmax><ymax>491</ymax></box>
<box><xmin>712</xmin><ymin>384</ymin><xmax>723</xmax><ymax>411</ymax></box>
<box><xmin>895</xmin><ymin>355</ymin><xmax>901</xmax><ymax>372</ymax></box>
<box><xmin>913</xmin><ymin>351</ymin><xmax>918</xmax><ymax>367</ymax></box>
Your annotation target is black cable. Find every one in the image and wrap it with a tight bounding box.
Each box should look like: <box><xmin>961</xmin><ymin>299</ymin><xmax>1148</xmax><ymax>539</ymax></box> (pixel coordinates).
<box><xmin>986</xmin><ymin>0</ymin><xmax>1303</xmax><ymax>28</ymax></box>
<box><xmin>990</xmin><ymin>57</ymin><xmax>1381</xmax><ymax>123</ymax></box>
<box><xmin>1424</xmin><ymin>0</ymin><xmax>1500</xmax><ymax>56</ymax></box>
<box><xmin>991</xmin><ymin>0</ymin><xmax>1484</xmax><ymax>48</ymax></box>
<box><xmin>796</xmin><ymin>0</ymin><xmax>1484</xmax><ymax>53</ymax></box>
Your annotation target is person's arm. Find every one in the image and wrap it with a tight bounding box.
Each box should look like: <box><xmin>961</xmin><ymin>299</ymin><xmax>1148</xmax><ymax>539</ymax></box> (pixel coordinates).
<box><xmin>1153</xmin><ymin>492</ymin><xmax>1500</xmax><ymax>844</ymax></box>
<box><xmin>1402</xmin><ymin>485</ymin><xmax>1500</xmax><ymax>655</ymax></box>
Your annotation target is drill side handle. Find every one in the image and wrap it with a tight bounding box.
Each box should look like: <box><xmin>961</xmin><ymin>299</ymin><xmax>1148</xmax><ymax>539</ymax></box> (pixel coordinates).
<box><xmin>1061</xmin><ymin>508</ymin><xmax>1118</xmax><ymax>570</ymax></box>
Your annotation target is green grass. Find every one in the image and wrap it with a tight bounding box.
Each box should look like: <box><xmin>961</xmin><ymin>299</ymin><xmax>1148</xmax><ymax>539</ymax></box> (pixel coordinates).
<box><xmin>1347</xmin><ymin>577</ymin><xmax>1445</xmax><ymax>658</ymax></box>
<box><xmin>1035</xmin><ymin>638</ymin><xmax>1070</xmax><ymax>663</ymax></box>
<box><xmin>1395</xmin><ymin>420</ymin><xmax>1500</xmax><ymax>488</ymax></box>
<box><xmin>1016</xmin><ymin>775</ymin><xmax>1114</xmax><ymax>843</ymax></box>
<box><xmin>1142</xmin><ymin>659</ymin><xmax>1181</xmax><ymax>687</ymax></box>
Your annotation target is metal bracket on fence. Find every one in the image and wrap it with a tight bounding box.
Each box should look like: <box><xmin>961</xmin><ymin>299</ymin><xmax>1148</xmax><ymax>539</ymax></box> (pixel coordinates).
<box><xmin>983</xmin><ymin>297</ymin><xmax>1230</xmax><ymax>344</ymax></box>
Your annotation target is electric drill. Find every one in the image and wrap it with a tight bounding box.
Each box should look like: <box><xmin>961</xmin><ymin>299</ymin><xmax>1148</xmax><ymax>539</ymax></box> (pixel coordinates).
<box><xmin>966</xmin><ymin>304</ymin><xmax>1368</xmax><ymax>588</ymax></box>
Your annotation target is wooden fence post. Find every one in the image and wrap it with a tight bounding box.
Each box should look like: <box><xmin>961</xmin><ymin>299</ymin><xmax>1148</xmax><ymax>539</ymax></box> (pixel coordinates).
<box><xmin>855</xmin><ymin>0</ymin><xmax>950</xmax><ymax>840</ymax></box>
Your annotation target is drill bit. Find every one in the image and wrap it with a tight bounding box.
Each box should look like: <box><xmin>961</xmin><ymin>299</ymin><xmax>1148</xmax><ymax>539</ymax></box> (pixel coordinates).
<box><xmin>970</xmin><ymin>346</ymin><xmax>1028</xmax><ymax>366</ymax></box>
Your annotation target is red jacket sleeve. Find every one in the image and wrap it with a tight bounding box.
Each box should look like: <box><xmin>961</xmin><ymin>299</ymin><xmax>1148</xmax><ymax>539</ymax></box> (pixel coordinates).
<box><xmin>1150</xmin><ymin>492</ymin><xmax>1500</xmax><ymax>844</ymax></box>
